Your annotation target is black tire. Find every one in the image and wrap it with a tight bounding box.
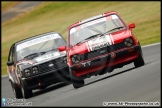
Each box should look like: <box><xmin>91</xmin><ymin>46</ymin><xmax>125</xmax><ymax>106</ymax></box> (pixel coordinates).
<box><xmin>69</xmin><ymin>68</ymin><xmax>84</xmax><ymax>89</ymax></box>
<box><xmin>39</xmin><ymin>86</ymin><xmax>46</xmax><ymax>89</ymax></box>
<box><xmin>10</xmin><ymin>81</ymin><xmax>23</xmax><ymax>99</ymax></box>
<box><xmin>57</xmin><ymin>69</ymin><xmax>72</xmax><ymax>84</ymax></box>
<box><xmin>20</xmin><ymin>80</ymin><xmax>32</xmax><ymax>99</ymax></box>
<box><xmin>134</xmin><ymin>49</ymin><xmax>145</xmax><ymax>68</ymax></box>
<box><xmin>72</xmin><ymin>79</ymin><xmax>85</xmax><ymax>89</ymax></box>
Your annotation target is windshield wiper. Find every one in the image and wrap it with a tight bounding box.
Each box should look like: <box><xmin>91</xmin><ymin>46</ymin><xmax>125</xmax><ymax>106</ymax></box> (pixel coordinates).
<box><xmin>37</xmin><ymin>48</ymin><xmax>58</xmax><ymax>55</ymax></box>
<box><xmin>100</xmin><ymin>26</ymin><xmax>124</xmax><ymax>36</ymax></box>
<box><xmin>24</xmin><ymin>53</ymin><xmax>39</xmax><ymax>59</ymax></box>
<box><xmin>24</xmin><ymin>49</ymin><xmax>58</xmax><ymax>59</ymax></box>
<box><xmin>75</xmin><ymin>26</ymin><xmax>124</xmax><ymax>45</ymax></box>
<box><xmin>47</xmin><ymin>48</ymin><xmax>58</xmax><ymax>52</ymax></box>
<box><xmin>76</xmin><ymin>33</ymin><xmax>101</xmax><ymax>45</ymax></box>
<box><xmin>39</xmin><ymin>48</ymin><xmax>58</xmax><ymax>54</ymax></box>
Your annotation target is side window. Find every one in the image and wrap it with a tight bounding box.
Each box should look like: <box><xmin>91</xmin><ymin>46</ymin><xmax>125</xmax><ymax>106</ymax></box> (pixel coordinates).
<box><xmin>8</xmin><ymin>47</ymin><xmax>13</xmax><ymax>62</ymax></box>
<box><xmin>12</xmin><ymin>47</ymin><xmax>15</xmax><ymax>63</ymax></box>
<box><xmin>8</xmin><ymin>46</ymin><xmax>15</xmax><ymax>63</ymax></box>
<box><xmin>54</xmin><ymin>38</ymin><xmax>66</xmax><ymax>48</ymax></box>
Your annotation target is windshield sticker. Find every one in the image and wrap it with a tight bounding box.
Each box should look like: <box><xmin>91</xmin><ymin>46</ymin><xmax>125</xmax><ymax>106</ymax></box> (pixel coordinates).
<box><xmin>35</xmin><ymin>52</ymin><xmax>60</xmax><ymax>62</ymax></box>
<box><xmin>81</xmin><ymin>17</ymin><xmax>106</xmax><ymax>29</ymax></box>
<box><xmin>16</xmin><ymin>33</ymin><xmax>61</xmax><ymax>51</ymax></box>
<box><xmin>75</xmin><ymin>26</ymin><xmax>81</xmax><ymax>31</ymax></box>
<box><xmin>106</xmin><ymin>16</ymin><xmax>112</xmax><ymax>20</ymax></box>
<box><xmin>70</xmin><ymin>28</ymin><xmax>75</xmax><ymax>34</ymax></box>
<box><xmin>17</xmin><ymin>61</ymin><xmax>34</xmax><ymax>65</ymax></box>
<box><xmin>81</xmin><ymin>14</ymin><xmax>102</xmax><ymax>23</ymax></box>
<box><xmin>87</xmin><ymin>35</ymin><xmax>112</xmax><ymax>51</ymax></box>
<box><xmin>111</xmin><ymin>15</ymin><xmax>119</xmax><ymax>19</ymax></box>
<box><xmin>70</xmin><ymin>15</ymin><xmax>119</xmax><ymax>34</ymax></box>
<box><xmin>70</xmin><ymin>15</ymin><xmax>119</xmax><ymax>35</ymax></box>
<box><xmin>70</xmin><ymin>17</ymin><xmax>106</xmax><ymax>34</ymax></box>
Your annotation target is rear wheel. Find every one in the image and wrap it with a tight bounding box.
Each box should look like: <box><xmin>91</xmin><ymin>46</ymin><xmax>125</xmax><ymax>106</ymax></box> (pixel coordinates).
<box><xmin>134</xmin><ymin>49</ymin><xmax>145</xmax><ymax>68</ymax></box>
<box><xmin>10</xmin><ymin>81</ymin><xmax>23</xmax><ymax>99</ymax></box>
<box><xmin>69</xmin><ymin>68</ymin><xmax>84</xmax><ymax>89</ymax></box>
<box><xmin>20</xmin><ymin>80</ymin><xmax>32</xmax><ymax>99</ymax></box>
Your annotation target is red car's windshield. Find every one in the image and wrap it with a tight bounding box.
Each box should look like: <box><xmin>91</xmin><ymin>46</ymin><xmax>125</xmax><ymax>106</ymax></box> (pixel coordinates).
<box><xmin>69</xmin><ymin>14</ymin><xmax>126</xmax><ymax>46</ymax></box>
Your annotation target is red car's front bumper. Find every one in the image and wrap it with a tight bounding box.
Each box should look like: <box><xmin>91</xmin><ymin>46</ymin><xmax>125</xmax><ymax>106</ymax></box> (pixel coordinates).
<box><xmin>70</xmin><ymin>44</ymin><xmax>141</xmax><ymax>78</ymax></box>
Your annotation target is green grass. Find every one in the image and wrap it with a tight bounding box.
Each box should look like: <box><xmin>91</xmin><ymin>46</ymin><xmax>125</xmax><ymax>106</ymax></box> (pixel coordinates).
<box><xmin>1</xmin><ymin>1</ymin><xmax>20</xmax><ymax>12</ymax></box>
<box><xmin>2</xmin><ymin>1</ymin><xmax>160</xmax><ymax>76</ymax></box>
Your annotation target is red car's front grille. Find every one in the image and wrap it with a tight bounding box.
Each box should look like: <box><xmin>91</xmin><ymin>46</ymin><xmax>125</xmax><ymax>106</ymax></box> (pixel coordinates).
<box><xmin>82</xmin><ymin>42</ymin><xmax>125</xmax><ymax>60</ymax></box>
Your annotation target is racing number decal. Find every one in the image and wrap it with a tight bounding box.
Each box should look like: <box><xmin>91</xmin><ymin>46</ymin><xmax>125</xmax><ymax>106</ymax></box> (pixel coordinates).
<box><xmin>75</xmin><ymin>26</ymin><xmax>81</xmax><ymax>31</ymax></box>
<box><xmin>106</xmin><ymin>16</ymin><xmax>112</xmax><ymax>20</ymax></box>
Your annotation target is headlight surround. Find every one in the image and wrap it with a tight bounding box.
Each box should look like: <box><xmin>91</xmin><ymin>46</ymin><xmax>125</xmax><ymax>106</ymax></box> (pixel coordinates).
<box><xmin>24</xmin><ymin>69</ymin><xmax>31</xmax><ymax>76</ymax></box>
<box><xmin>32</xmin><ymin>66</ymin><xmax>39</xmax><ymax>74</ymax></box>
<box><xmin>71</xmin><ymin>54</ymin><xmax>82</xmax><ymax>64</ymax></box>
<box><xmin>124</xmin><ymin>37</ymin><xmax>134</xmax><ymax>47</ymax></box>
<box><xmin>62</xmin><ymin>57</ymin><xmax>67</xmax><ymax>64</ymax></box>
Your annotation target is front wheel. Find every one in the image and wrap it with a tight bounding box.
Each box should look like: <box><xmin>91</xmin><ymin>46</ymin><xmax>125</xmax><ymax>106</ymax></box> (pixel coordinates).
<box><xmin>134</xmin><ymin>49</ymin><xmax>145</xmax><ymax>68</ymax></box>
<box><xmin>20</xmin><ymin>80</ymin><xmax>32</xmax><ymax>99</ymax></box>
<box><xmin>10</xmin><ymin>81</ymin><xmax>23</xmax><ymax>99</ymax></box>
<box><xmin>72</xmin><ymin>80</ymin><xmax>85</xmax><ymax>89</ymax></box>
<box><xmin>69</xmin><ymin>68</ymin><xmax>84</xmax><ymax>89</ymax></box>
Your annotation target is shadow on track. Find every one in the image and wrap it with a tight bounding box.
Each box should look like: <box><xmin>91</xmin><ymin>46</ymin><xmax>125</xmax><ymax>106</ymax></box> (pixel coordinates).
<box><xmin>31</xmin><ymin>61</ymin><xmax>151</xmax><ymax>97</ymax></box>
<box><xmin>84</xmin><ymin>67</ymin><xmax>136</xmax><ymax>87</ymax></box>
<box><xmin>32</xmin><ymin>82</ymin><xmax>70</xmax><ymax>98</ymax></box>
<box><xmin>84</xmin><ymin>61</ymin><xmax>152</xmax><ymax>87</ymax></box>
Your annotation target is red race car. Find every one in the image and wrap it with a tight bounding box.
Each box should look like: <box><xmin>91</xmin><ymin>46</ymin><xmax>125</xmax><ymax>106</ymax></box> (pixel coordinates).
<box><xmin>58</xmin><ymin>11</ymin><xmax>145</xmax><ymax>89</ymax></box>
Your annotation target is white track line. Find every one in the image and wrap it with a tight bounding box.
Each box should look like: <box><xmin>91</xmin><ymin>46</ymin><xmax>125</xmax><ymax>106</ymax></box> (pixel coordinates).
<box><xmin>1</xmin><ymin>42</ymin><xmax>160</xmax><ymax>78</ymax></box>
<box><xmin>141</xmin><ymin>42</ymin><xmax>160</xmax><ymax>48</ymax></box>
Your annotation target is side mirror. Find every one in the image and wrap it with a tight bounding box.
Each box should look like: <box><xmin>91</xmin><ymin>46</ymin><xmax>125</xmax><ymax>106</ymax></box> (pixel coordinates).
<box><xmin>129</xmin><ymin>23</ymin><xmax>135</xmax><ymax>29</ymax></box>
<box><xmin>58</xmin><ymin>46</ymin><xmax>66</xmax><ymax>52</ymax></box>
<box><xmin>7</xmin><ymin>61</ymin><xmax>14</xmax><ymax>66</ymax></box>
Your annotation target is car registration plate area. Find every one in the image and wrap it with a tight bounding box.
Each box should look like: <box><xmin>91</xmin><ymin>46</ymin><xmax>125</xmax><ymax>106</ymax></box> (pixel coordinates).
<box><xmin>87</xmin><ymin>35</ymin><xmax>111</xmax><ymax>51</ymax></box>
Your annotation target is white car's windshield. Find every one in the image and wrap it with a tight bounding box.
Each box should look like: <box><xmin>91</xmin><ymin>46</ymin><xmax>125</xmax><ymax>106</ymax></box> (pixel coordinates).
<box><xmin>69</xmin><ymin>14</ymin><xmax>126</xmax><ymax>46</ymax></box>
<box><xmin>16</xmin><ymin>33</ymin><xmax>66</xmax><ymax>61</ymax></box>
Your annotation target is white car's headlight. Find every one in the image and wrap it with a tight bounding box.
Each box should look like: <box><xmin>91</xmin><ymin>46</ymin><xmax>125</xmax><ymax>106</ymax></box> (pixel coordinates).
<box><xmin>24</xmin><ymin>69</ymin><xmax>31</xmax><ymax>76</ymax></box>
<box><xmin>124</xmin><ymin>38</ymin><xmax>134</xmax><ymax>47</ymax></box>
<box><xmin>32</xmin><ymin>66</ymin><xmax>39</xmax><ymax>74</ymax></box>
<box><xmin>62</xmin><ymin>57</ymin><xmax>67</xmax><ymax>64</ymax></box>
<box><xmin>71</xmin><ymin>54</ymin><xmax>82</xmax><ymax>64</ymax></box>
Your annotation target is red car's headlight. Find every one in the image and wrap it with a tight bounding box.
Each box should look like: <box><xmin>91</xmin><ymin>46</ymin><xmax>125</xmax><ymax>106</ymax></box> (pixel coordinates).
<box><xmin>124</xmin><ymin>38</ymin><xmax>134</xmax><ymax>47</ymax></box>
<box><xmin>71</xmin><ymin>54</ymin><xmax>82</xmax><ymax>64</ymax></box>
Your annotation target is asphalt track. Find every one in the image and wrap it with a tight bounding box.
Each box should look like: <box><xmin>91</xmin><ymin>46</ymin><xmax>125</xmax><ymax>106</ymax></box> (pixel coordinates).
<box><xmin>2</xmin><ymin>43</ymin><xmax>161</xmax><ymax>107</ymax></box>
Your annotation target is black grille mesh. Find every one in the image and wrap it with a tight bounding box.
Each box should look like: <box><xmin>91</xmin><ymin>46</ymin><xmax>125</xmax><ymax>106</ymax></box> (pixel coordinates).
<box><xmin>39</xmin><ymin>57</ymin><xmax>67</xmax><ymax>73</ymax></box>
<box><xmin>82</xmin><ymin>42</ymin><xmax>125</xmax><ymax>60</ymax></box>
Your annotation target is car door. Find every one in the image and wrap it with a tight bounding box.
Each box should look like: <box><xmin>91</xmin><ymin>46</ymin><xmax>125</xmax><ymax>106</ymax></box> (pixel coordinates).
<box><xmin>7</xmin><ymin>45</ymin><xmax>18</xmax><ymax>84</ymax></box>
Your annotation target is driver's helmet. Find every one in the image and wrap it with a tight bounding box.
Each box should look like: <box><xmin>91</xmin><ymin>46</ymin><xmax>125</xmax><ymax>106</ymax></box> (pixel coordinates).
<box><xmin>19</xmin><ymin>47</ymin><xmax>31</xmax><ymax>58</ymax></box>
